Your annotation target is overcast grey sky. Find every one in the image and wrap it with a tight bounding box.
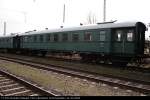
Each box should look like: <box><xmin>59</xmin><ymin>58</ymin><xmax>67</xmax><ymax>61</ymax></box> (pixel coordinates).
<box><xmin>0</xmin><ymin>0</ymin><xmax>150</xmax><ymax>39</ymax></box>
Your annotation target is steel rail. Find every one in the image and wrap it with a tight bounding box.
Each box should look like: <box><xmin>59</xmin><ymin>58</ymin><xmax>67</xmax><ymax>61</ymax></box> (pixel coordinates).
<box><xmin>0</xmin><ymin>69</ymin><xmax>61</xmax><ymax>96</ymax></box>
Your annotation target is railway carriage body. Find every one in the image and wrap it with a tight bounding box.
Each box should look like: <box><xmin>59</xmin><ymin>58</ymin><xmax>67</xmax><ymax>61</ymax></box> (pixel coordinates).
<box><xmin>19</xmin><ymin>21</ymin><xmax>146</xmax><ymax>64</ymax></box>
<box><xmin>0</xmin><ymin>21</ymin><xmax>146</xmax><ymax>65</ymax></box>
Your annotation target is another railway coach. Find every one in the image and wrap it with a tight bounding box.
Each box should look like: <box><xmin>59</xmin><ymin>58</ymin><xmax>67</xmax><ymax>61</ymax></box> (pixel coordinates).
<box><xmin>0</xmin><ymin>35</ymin><xmax>20</xmax><ymax>52</ymax></box>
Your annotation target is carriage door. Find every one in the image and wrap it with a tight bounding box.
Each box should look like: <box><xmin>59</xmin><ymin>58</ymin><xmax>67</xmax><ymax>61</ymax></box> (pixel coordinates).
<box><xmin>115</xmin><ymin>29</ymin><xmax>134</xmax><ymax>54</ymax></box>
<box><xmin>112</xmin><ymin>29</ymin><xmax>126</xmax><ymax>54</ymax></box>
<box><xmin>115</xmin><ymin>30</ymin><xmax>125</xmax><ymax>54</ymax></box>
<box><xmin>13</xmin><ymin>35</ymin><xmax>20</xmax><ymax>49</ymax></box>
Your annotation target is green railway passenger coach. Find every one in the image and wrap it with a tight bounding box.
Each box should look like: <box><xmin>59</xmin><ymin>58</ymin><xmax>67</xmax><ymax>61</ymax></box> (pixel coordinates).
<box><xmin>0</xmin><ymin>21</ymin><xmax>146</xmax><ymax>65</ymax></box>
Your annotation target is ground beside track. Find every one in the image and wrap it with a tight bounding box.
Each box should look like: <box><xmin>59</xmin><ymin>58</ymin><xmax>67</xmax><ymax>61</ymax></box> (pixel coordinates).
<box><xmin>0</xmin><ymin>59</ymin><xmax>146</xmax><ymax>96</ymax></box>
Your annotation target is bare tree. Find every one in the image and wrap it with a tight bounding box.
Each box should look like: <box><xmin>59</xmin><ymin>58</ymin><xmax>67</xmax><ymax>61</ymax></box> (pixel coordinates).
<box><xmin>86</xmin><ymin>12</ymin><xmax>97</xmax><ymax>24</ymax></box>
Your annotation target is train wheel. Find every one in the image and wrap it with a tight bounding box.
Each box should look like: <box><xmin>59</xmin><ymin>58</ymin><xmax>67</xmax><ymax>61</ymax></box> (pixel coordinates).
<box><xmin>41</xmin><ymin>51</ymin><xmax>47</xmax><ymax>57</ymax></box>
<box><xmin>112</xmin><ymin>61</ymin><xmax>127</xmax><ymax>67</ymax></box>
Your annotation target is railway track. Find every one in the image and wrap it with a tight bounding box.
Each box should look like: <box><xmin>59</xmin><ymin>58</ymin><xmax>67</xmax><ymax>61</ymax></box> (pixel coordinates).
<box><xmin>46</xmin><ymin>55</ymin><xmax>150</xmax><ymax>73</ymax></box>
<box><xmin>1</xmin><ymin>53</ymin><xmax>150</xmax><ymax>73</ymax></box>
<box><xmin>0</xmin><ymin>69</ymin><xmax>60</xmax><ymax>96</ymax></box>
<box><xmin>0</xmin><ymin>56</ymin><xmax>150</xmax><ymax>95</ymax></box>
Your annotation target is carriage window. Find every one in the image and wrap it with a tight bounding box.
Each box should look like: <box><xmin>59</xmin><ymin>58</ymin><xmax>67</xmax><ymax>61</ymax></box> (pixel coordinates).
<box><xmin>116</xmin><ymin>30</ymin><xmax>122</xmax><ymax>41</ymax></box>
<box><xmin>31</xmin><ymin>36</ymin><xmax>33</xmax><ymax>42</ymax></box>
<box><xmin>39</xmin><ymin>35</ymin><xmax>43</xmax><ymax>42</ymax></box>
<box><xmin>72</xmin><ymin>34</ymin><xmax>79</xmax><ymax>41</ymax></box>
<box><xmin>46</xmin><ymin>34</ymin><xmax>51</xmax><ymax>42</ymax></box>
<box><xmin>84</xmin><ymin>32</ymin><xmax>92</xmax><ymax>41</ymax></box>
<box><xmin>10</xmin><ymin>38</ymin><xmax>13</xmax><ymax>43</ymax></box>
<box><xmin>62</xmin><ymin>33</ymin><xmax>68</xmax><ymax>41</ymax></box>
<box><xmin>28</xmin><ymin>36</ymin><xmax>32</xmax><ymax>42</ymax></box>
<box><xmin>127</xmin><ymin>30</ymin><xmax>133</xmax><ymax>41</ymax></box>
<box><xmin>24</xmin><ymin>36</ymin><xmax>28</xmax><ymax>42</ymax></box>
<box><xmin>100</xmin><ymin>31</ymin><xmax>106</xmax><ymax>41</ymax></box>
<box><xmin>54</xmin><ymin>34</ymin><xmax>59</xmax><ymax>42</ymax></box>
<box><xmin>34</xmin><ymin>36</ymin><xmax>37</xmax><ymax>42</ymax></box>
<box><xmin>3</xmin><ymin>39</ymin><xmax>6</xmax><ymax>43</ymax></box>
<box><xmin>6</xmin><ymin>38</ymin><xmax>9</xmax><ymax>42</ymax></box>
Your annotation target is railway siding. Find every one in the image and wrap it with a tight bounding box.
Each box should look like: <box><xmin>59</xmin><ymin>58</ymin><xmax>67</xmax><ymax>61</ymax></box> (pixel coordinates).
<box><xmin>0</xmin><ymin>59</ymin><xmax>148</xmax><ymax>96</ymax></box>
